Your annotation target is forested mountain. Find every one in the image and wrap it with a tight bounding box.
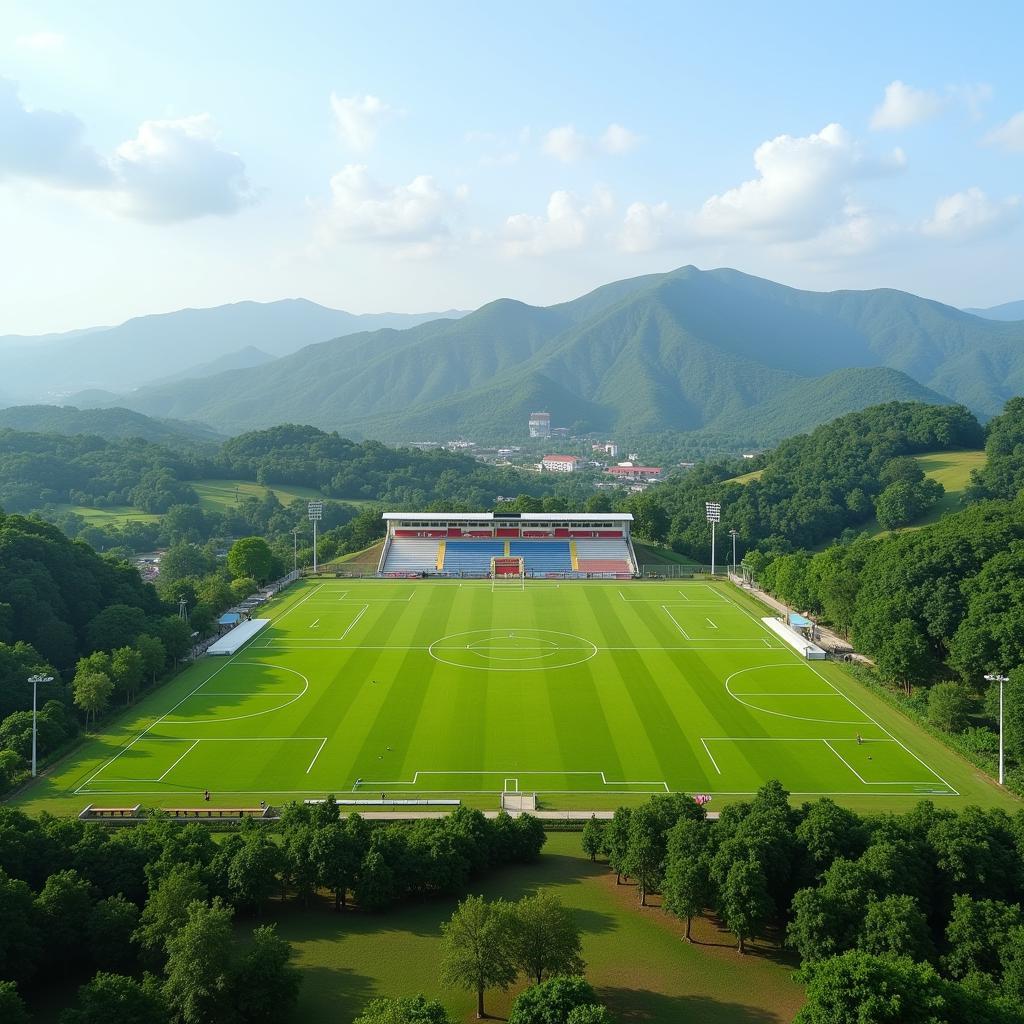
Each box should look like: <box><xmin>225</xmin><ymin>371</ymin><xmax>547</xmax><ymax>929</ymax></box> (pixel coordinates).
<box><xmin>964</xmin><ymin>298</ymin><xmax>1024</xmax><ymax>321</ymax></box>
<box><xmin>0</xmin><ymin>299</ymin><xmax>468</xmax><ymax>403</ymax></box>
<box><xmin>104</xmin><ymin>267</ymin><xmax>1024</xmax><ymax>445</ymax></box>
<box><xmin>0</xmin><ymin>406</ymin><xmax>222</xmax><ymax>445</ymax></box>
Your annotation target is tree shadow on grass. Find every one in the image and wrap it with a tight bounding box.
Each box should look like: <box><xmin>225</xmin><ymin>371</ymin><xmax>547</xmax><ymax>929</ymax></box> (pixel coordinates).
<box><xmin>295</xmin><ymin>964</ymin><xmax>378</xmax><ymax>1023</ymax></box>
<box><xmin>603</xmin><ymin>989</ymin><xmax>786</xmax><ymax>1024</ymax></box>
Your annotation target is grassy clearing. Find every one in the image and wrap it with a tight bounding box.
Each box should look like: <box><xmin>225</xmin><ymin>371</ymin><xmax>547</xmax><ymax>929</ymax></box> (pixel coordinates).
<box><xmin>187</xmin><ymin>478</ymin><xmax>324</xmax><ymax>512</ymax></box>
<box><xmin>323</xmin><ymin>541</ymin><xmax>385</xmax><ymax>571</ymax></box>
<box><xmin>269</xmin><ymin>831</ymin><xmax>805</xmax><ymax>1023</ymax></box>
<box><xmin>728</xmin><ymin>468</ymin><xmax>764</xmax><ymax>484</ymax></box>
<box><xmin>632</xmin><ymin>541</ymin><xmax>699</xmax><ymax>566</ymax></box>
<box><xmin>14</xmin><ymin>577</ymin><xmax>1020</xmax><ymax>819</ymax></box>
<box><xmin>53</xmin><ymin>504</ymin><xmax>161</xmax><ymax>526</ymax></box>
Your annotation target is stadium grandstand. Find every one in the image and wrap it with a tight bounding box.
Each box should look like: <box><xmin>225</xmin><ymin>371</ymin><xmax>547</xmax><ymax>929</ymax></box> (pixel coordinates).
<box><xmin>378</xmin><ymin>512</ymin><xmax>638</xmax><ymax>578</ymax></box>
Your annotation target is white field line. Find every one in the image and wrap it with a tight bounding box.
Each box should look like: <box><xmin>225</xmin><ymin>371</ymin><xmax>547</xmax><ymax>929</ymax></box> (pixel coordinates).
<box><xmin>156</xmin><ymin>740</ymin><xmax>200</xmax><ymax>782</ymax></box>
<box><xmin>199</xmin><ymin>691</ymin><xmax>304</xmax><ymax>696</ymax></box>
<box><xmin>677</xmin><ymin>590</ymin><xmax>690</xmax><ymax>601</ymax></box>
<box><xmin>271</xmin><ymin>582</ymin><xmax>325</xmax><ymax>625</ymax></box>
<box><xmin>706</xmin><ymin>617</ymin><xmax>718</xmax><ymax>629</ymax></box>
<box><xmin>823</xmin><ymin>739</ymin><xmax>867</xmax><ymax>784</ymax></box>
<box><xmin>305</xmin><ymin>738</ymin><xmax>328</xmax><ymax>774</ymax></box>
<box><xmin>662</xmin><ymin>605</ymin><xmax>691</xmax><ymax>640</ymax></box>
<box><xmin>701</xmin><ymin>738</ymin><xmax>722</xmax><ymax>774</ymax></box>
<box><xmin>722</xmin><ymin>590</ymin><xmax>959</xmax><ymax>795</ymax></box>
<box><xmin>338</xmin><ymin>605</ymin><xmax>368</xmax><ymax>640</ymax></box>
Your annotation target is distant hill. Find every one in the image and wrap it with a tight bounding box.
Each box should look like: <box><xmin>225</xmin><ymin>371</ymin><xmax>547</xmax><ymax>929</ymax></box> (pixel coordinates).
<box><xmin>0</xmin><ymin>300</ymin><xmax>469</xmax><ymax>402</ymax></box>
<box><xmin>963</xmin><ymin>299</ymin><xmax>1024</xmax><ymax>321</ymax></box>
<box><xmin>0</xmin><ymin>405</ymin><xmax>222</xmax><ymax>444</ymax></box>
<box><xmin>105</xmin><ymin>266</ymin><xmax>1024</xmax><ymax>446</ymax></box>
<box><xmin>143</xmin><ymin>345</ymin><xmax>277</xmax><ymax>387</ymax></box>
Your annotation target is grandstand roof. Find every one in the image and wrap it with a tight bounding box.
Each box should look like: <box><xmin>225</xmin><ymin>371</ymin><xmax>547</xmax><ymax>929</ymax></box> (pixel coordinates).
<box><xmin>381</xmin><ymin>512</ymin><xmax>633</xmax><ymax>522</ymax></box>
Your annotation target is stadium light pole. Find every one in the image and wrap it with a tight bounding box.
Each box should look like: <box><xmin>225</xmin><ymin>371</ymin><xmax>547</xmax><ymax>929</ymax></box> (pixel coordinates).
<box><xmin>291</xmin><ymin>527</ymin><xmax>300</xmax><ymax>573</ymax></box>
<box><xmin>706</xmin><ymin>501</ymin><xmax>721</xmax><ymax>576</ymax></box>
<box><xmin>28</xmin><ymin>674</ymin><xmax>54</xmax><ymax>778</ymax></box>
<box><xmin>729</xmin><ymin>528</ymin><xmax>738</xmax><ymax>573</ymax></box>
<box><xmin>308</xmin><ymin>501</ymin><xmax>323</xmax><ymax>574</ymax></box>
<box><xmin>985</xmin><ymin>672</ymin><xmax>1010</xmax><ymax>785</ymax></box>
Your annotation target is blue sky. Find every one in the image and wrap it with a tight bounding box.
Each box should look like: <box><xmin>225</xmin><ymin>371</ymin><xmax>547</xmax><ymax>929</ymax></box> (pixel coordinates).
<box><xmin>2</xmin><ymin>0</ymin><xmax>1023</xmax><ymax>332</ymax></box>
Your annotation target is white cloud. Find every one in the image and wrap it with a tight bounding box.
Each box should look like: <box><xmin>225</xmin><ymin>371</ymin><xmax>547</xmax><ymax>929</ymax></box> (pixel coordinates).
<box><xmin>324</xmin><ymin>164</ymin><xmax>457</xmax><ymax>243</ymax></box>
<box><xmin>15</xmin><ymin>31</ymin><xmax>66</xmax><ymax>52</ymax></box>
<box><xmin>330</xmin><ymin>93</ymin><xmax>393</xmax><ymax>152</ymax></box>
<box><xmin>503</xmin><ymin>187</ymin><xmax>615</xmax><ymax>256</ymax></box>
<box><xmin>984</xmin><ymin>111</ymin><xmax>1024</xmax><ymax>152</ymax></box>
<box><xmin>111</xmin><ymin>115</ymin><xmax>256</xmax><ymax>222</ymax></box>
<box><xmin>0</xmin><ymin>77</ymin><xmax>111</xmax><ymax>189</ymax></box>
<box><xmin>542</xmin><ymin>125</ymin><xmax>589</xmax><ymax>163</ymax></box>
<box><xmin>541</xmin><ymin>123</ymin><xmax>640</xmax><ymax>162</ymax></box>
<box><xmin>921</xmin><ymin>187</ymin><xmax>1020</xmax><ymax>241</ymax></box>
<box><xmin>693</xmin><ymin>123</ymin><xmax>903</xmax><ymax>241</ymax></box>
<box><xmin>870</xmin><ymin>81</ymin><xmax>945</xmax><ymax>130</ymax></box>
<box><xmin>949</xmin><ymin>82</ymin><xmax>993</xmax><ymax>120</ymax></box>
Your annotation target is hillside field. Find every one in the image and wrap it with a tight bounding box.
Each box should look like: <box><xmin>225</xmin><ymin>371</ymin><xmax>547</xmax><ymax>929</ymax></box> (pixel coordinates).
<box><xmin>53</xmin><ymin>504</ymin><xmax>161</xmax><ymax>526</ymax></box>
<box><xmin>18</xmin><ymin>577</ymin><xmax>1016</xmax><ymax>819</ymax></box>
<box><xmin>187</xmin><ymin>478</ymin><xmax>324</xmax><ymax>511</ymax></box>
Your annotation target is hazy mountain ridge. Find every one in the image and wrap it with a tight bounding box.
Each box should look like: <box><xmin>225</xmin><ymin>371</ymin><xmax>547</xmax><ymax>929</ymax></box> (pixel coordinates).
<box><xmin>0</xmin><ymin>405</ymin><xmax>223</xmax><ymax>444</ymax></box>
<box><xmin>1</xmin><ymin>299</ymin><xmax>469</xmax><ymax>403</ymax></box>
<box><xmin>964</xmin><ymin>299</ymin><xmax>1024</xmax><ymax>321</ymax></box>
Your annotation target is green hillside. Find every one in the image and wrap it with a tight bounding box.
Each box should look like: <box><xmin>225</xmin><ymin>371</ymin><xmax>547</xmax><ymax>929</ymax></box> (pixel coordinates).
<box><xmin>0</xmin><ymin>404</ymin><xmax>222</xmax><ymax>445</ymax></box>
<box><xmin>107</xmin><ymin>266</ymin><xmax>1024</xmax><ymax>445</ymax></box>
<box><xmin>188</xmin><ymin>478</ymin><xmax>324</xmax><ymax>512</ymax></box>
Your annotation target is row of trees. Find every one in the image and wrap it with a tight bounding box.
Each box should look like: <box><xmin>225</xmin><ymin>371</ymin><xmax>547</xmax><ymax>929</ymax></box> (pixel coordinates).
<box><xmin>581</xmin><ymin>785</ymin><xmax>1024</xmax><ymax>1021</ymax></box>
<box><xmin>0</xmin><ymin>799</ymin><xmax>551</xmax><ymax>1022</ymax></box>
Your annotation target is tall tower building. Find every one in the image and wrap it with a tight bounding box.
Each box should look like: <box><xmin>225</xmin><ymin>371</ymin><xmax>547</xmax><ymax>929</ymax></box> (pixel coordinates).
<box><xmin>528</xmin><ymin>411</ymin><xmax>551</xmax><ymax>438</ymax></box>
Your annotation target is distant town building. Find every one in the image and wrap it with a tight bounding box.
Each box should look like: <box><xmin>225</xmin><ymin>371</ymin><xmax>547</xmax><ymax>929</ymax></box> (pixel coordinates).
<box><xmin>605</xmin><ymin>464</ymin><xmax>663</xmax><ymax>482</ymax></box>
<box><xmin>529</xmin><ymin>412</ymin><xmax>551</xmax><ymax>438</ymax></box>
<box><xmin>541</xmin><ymin>454</ymin><xmax>581</xmax><ymax>473</ymax></box>
<box><xmin>551</xmin><ymin>426</ymin><xmax>570</xmax><ymax>438</ymax></box>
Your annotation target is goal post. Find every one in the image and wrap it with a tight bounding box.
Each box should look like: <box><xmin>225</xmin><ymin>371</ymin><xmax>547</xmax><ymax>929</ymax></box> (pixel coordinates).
<box><xmin>501</xmin><ymin>790</ymin><xmax>537</xmax><ymax>812</ymax></box>
<box><xmin>491</xmin><ymin>556</ymin><xmax>525</xmax><ymax>590</ymax></box>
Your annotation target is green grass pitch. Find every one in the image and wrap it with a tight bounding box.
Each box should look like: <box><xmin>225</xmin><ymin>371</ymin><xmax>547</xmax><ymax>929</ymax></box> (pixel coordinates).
<box><xmin>21</xmin><ymin>579</ymin><xmax>1020</xmax><ymax>816</ymax></box>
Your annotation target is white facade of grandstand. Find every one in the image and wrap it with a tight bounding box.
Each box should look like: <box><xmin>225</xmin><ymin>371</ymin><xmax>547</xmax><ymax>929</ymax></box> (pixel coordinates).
<box><xmin>378</xmin><ymin>512</ymin><xmax>638</xmax><ymax>578</ymax></box>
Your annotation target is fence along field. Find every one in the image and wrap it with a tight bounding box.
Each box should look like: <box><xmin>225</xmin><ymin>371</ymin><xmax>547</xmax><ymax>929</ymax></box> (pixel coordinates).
<box><xmin>29</xmin><ymin>577</ymin><xmax>1003</xmax><ymax>816</ymax></box>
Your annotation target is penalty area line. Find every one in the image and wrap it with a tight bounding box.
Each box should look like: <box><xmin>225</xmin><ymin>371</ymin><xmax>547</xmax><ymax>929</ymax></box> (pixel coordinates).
<box><xmin>305</xmin><ymin>738</ymin><xmax>328</xmax><ymax>774</ymax></box>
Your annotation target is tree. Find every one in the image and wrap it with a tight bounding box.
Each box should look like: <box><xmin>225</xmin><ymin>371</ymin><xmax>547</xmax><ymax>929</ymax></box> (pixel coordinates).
<box><xmin>232</xmin><ymin>924</ymin><xmax>301</xmax><ymax>1024</ymax></box>
<box><xmin>353</xmin><ymin>995</ymin><xmax>453</xmax><ymax>1024</ymax></box>
<box><xmin>439</xmin><ymin>895</ymin><xmax>517</xmax><ymax>1019</ymax></box>
<box><xmin>162</xmin><ymin>899</ymin><xmax>236</xmax><ymax>1024</ymax></box>
<box><xmin>787</xmin><ymin>858</ymin><xmax>875</xmax><ymax>964</ymax></box>
<box><xmin>159</xmin><ymin>543</ymin><xmax>215</xmax><ymax>584</ymax></box>
<box><xmin>73</xmin><ymin>669</ymin><xmax>114</xmax><ymax>728</ymax></box>
<box><xmin>0</xmin><ymin>981</ymin><xmax>30</xmax><ymax>1024</ymax></box>
<box><xmin>927</xmin><ymin>682</ymin><xmax>972</xmax><ymax>733</ymax></box>
<box><xmin>89</xmin><ymin>893</ymin><xmax>141</xmax><ymax>972</ymax></box>
<box><xmin>581</xmin><ymin>816</ymin><xmax>604</xmax><ymax>862</ymax></box>
<box><xmin>943</xmin><ymin>895</ymin><xmax>1023</xmax><ymax>981</ymax></box>
<box><xmin>310</xmin><ymin>816</ymin><xmax>367</xmax><ymax>911</ymax></box>
<box><xmin>227</xmin><ymin>537</ymin><xmax>275</xmax><ymax>584</ymax></box>
<box><xmin>795</xmin><ymin>798</ymin><xmax>868</xmax><ymax>872</ymax></box>
<box><xmin>111</xmin><ymin>646</ymin><xmax>144</xmax><ymax>705</ymax></box>
<box><xmin>662</xmin><ymin>825</ymin><xmax>709</xmax><ymax>942</ymax></box>
<box><xmin>134</xmin><ymin>864</ymin><xmax>208</xmax><ymax>957</ymax></box>
<box><xmin>135</xmin><ymin>634</ymin><xmax>166</xmax><ymax>685</ymax></box>
<box><xmin>720</xmin><ymin>856</ymin><xmax>771</xmax><ymax>954</ymax></box>
<box><xmin>507</xmin><ymin>976</ymin><xmax>598</xmax><ymax>1024</ymax></box>
<box><xmin>859</xmin><ymin>894</ymin><xmax>934</xmax><ymax>962</ymax></box>
<box><xmin>85</xmin><ymin>604</ymin><xmax>148</xmax><ymax>653</ymax></box>
<box><xmin>509</xmin><ymin>891</ymin><xmax>585</xmax><ymax>985</ymax></box>
<box><xmin>59</xmin><ymin>973</ymin><xmax>167</xmax><ymax>1024</ymax></box>
<box><xmin>35</xmin><ymin>868</ymin><xmax>93</xmax><ymax>964</ymax></box>
<box><xmin>0</xmin><ymin>869</ymin><xmax>41</xmax><ymax>983</ymax></box>
<box><xmin>875</xmin><ymin>619</ymin><xmax>934</xmax><ymax>696</ymax></box>
<box><xmin>795</xmin><ymin>951</ymin><xmax>947</xmax><ymax>1024</ymax></box>
<box><xmin>227</xmin><ymin>828</ymin><xmax>283</xmax><ymax>912</ymax></box>
<box><xmin>566</xmin><ymin>1007</ymin><xmax>614</xmax><ymax>1024</ymax></box>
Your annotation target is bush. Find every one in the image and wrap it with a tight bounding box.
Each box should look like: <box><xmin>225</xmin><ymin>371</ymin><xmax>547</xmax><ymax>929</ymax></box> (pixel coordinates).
<box><xmin>508</xmin><ymin>976</ymin><xmax>599</xmax><ymax>1024</ymax></box>
<box><xmin>927</xmin><ymin>682</ymin><xmax>972</xmax><ymax>734</ymax></box>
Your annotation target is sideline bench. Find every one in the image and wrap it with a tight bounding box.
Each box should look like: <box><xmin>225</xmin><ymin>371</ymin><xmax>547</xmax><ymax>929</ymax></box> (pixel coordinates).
<box><xmin>162</xmin><ymin>807</ymin><xmax>273</xmax><ymax>819</ymax></box>
<box><xmin>79</xmin><ymin>804</ymin><xmax>142</xmax><ymax>820</ymax></box>
<box><xmin>305</xmin><ymin>798</ymin><xmax>461</xmax><ymax>808</ymax></box>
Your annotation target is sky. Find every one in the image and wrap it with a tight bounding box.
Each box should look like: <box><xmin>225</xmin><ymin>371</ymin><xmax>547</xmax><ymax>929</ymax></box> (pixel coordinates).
<box><xmin>1</xmin><ymin>0</ymin><xmax>1023</xmax><ymax>334</ymax></box>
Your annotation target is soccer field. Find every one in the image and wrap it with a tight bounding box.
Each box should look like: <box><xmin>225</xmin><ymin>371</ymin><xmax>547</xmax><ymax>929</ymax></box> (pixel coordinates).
<box><xmin>48</xmin><ymin>577</ymin><xmax>976</xmax><ymax>811</ymax></box>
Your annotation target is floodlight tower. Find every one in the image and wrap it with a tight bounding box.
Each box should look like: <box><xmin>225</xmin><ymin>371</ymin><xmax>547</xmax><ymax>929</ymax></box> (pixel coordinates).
<box><xmin>291</xmin><ymin>527</ymin><xmax>300</xmax><ymax>573</ymax></box>
<box><xmin>706</xmin><ymin>501</ymin><xmax>721</xmax><ymax>576</ymax></box>
<box><xmin>308</xmin><ymin>501</ymin><xmax>323</xmax><ymax>573</ymax></box>
<box><xmin>27</xmin><ymin>673</ymin><xmax>54</xmax><ymax>778</ymax></box>
<box><xmin>729</xmin><ymin>528</ymin><xmax>739</xmax><ymax>573</ymax></box>
<box><xmin>985</xmin><ymin>672</ymin><xmax>1010</xmax><ymax>785</ymax></box>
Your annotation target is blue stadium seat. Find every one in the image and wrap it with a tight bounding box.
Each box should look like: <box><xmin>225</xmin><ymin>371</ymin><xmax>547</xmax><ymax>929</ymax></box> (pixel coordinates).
<box><xmin>510</xmin><ymin>541</ymin><xmax>573</xmax><ymax>574</ymax></box>
<box><xmin>442</xmin><ymin>541</ymin><xmax>505</xmax><ymax>574</ymax></box>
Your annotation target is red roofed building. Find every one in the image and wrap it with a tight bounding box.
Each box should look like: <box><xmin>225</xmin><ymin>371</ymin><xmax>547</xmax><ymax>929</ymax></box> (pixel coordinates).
<box><xmin>604</xmin><ymin>464</ymin><xmax>662</xmax><ymax>481</ymax></box>
<box><xmin>541</xmin><ymin>454</ymin><xmax>581</xmax><ymax>473</ymax></box>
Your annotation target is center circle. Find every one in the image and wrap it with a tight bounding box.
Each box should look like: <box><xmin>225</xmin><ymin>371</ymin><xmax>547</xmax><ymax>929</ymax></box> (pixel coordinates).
<box><xmin>428</xmin><ymin>628</ymin><xmax>598</xmax><ymax>672</ymax></box>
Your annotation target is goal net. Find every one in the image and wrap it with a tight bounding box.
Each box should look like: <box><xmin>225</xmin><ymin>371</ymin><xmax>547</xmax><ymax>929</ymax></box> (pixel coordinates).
<box><xmin>491</xmin><ymin>556</ymin><xmax>525</xmax><ymax>590</ymax></box>
<box><xmin>501</xmin><ymin>790</ymin><xmax>537</xmax><ymax>812</ymax></box>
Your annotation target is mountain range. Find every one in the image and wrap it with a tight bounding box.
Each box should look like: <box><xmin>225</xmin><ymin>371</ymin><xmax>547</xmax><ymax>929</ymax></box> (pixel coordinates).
<box><xmin>963</xmin><ymin>299</ymin><xmax>1024</xmax><ymax>322</ymax></box>
<box><xmin>67</xmin><ymin>266</ymin><xmax>1022</xmax><ymax>447</ymax></box>
<box><xmin>0</xmin><ymin>300</ymin><xmax>467</xmax><ymax>402</ymax></box>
